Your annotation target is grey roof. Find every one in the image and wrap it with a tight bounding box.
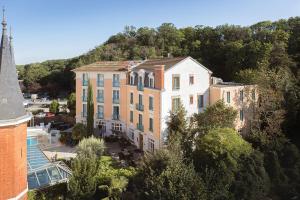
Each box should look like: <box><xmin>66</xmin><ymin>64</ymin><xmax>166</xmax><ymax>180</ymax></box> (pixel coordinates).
<box><xmin>0</xmin><ymin>15</ymin><xmax>26</xmax><ymax>120</ymax></box>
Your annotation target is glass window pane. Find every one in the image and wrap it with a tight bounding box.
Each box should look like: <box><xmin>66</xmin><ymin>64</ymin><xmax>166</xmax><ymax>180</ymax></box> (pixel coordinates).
<box><xmin>36</xmin><ymin>169</ymin><xmax>50</xmax><ymax>186</ymax></box>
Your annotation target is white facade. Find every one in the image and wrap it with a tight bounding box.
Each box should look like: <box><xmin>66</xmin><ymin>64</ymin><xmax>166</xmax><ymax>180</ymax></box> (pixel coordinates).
<box><xmin>160</xmin><ymin>57</ymin><xmax>211</xmax><ymax>141</ymax></box>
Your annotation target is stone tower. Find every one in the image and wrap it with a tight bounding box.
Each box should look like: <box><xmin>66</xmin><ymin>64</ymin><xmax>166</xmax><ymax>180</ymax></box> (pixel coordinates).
<box><xmin>0</xmin><ymin>10</ymin><xmax>31</xmax><ymax>200</ymax></box>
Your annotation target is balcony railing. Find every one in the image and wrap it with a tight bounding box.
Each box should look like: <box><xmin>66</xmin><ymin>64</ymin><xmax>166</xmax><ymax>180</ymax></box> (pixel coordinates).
<box><xmin>136</xmin><ymin>103</ymin><xmax>144</xmax><ymax>111</ymax></box>
<box><xmin>97</xmin><ymin>112</ymin><xmax>104</xmax><ymax>119</ymax></box>
<box><xmin>97</xmin><ymin>81</ymin><xmax>104</xmax><ymax>87</ymax></box>
<box><xmin>137</xmin><ymin>123</ymin><xmax>144</xmax><ymax>131</ymax></box>
<box><xmin>113</xmin><ymin>81</ymin><xmax>120</xmax><ymax>87</ymax></box>
<box><xmin>97</xmin><ymin>97</ymin><xmax>104</xmax><ymax>103</ymax></box>
<box><xmin>82</xmin><ymin>80</ymin><xmax>88</xmax><ymax>86</ymax></box>
<box><xmin>81</xmin><ymin>112</ymin><xmax>87</xmax><ymax>118</ymax></box>
<box><xmin>137</xmin><ymin>84</ymin><xmax>144</xmax><ymax>91</ymax></box>
<box><xmin>113</xmin><ymin>98</ymin><xmax>120</xmax><ymax>104</ymax></box>
<box><xmin>82</xmin><ymin>96</ymin><xmax>87</xmax><ymax>102</ymax></box>
<box><xmin>112</xmin><ymin>114</ymin><xmax>119</xmax><ymax>120</ymax></box>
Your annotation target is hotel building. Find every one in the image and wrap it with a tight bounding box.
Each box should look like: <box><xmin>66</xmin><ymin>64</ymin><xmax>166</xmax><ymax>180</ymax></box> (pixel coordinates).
<box><xmin>73</xmin><ymin>56</ymin><xmax>255</xmax><ymax>151</ymax></box>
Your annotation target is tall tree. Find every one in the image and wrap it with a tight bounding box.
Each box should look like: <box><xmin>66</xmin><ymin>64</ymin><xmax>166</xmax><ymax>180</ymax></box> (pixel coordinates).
<box><xmin>86</xmin><ymin>81</ymin><xmax>94</xmax><ymax>136</ymax></box>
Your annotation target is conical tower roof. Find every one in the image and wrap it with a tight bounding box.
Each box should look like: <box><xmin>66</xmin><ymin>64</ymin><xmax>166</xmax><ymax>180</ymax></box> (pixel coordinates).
<box><xmin>0</xmin><ymin>10</ymin><xmax>27</xmax><ymax>121</ymax></box>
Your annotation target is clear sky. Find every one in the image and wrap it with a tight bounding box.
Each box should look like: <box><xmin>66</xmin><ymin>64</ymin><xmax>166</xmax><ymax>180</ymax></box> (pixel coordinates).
<box><xmin>2</xmin><ymin>0</ymin><xmax>299</xmax><ymax>64</ymax></box>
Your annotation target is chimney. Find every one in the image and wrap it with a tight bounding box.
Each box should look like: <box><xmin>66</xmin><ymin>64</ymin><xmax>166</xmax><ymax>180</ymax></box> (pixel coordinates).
<box><xmin>154</xmin><ymin>65</ymin><xmax>164</xmax><ymax>90</ymax></box>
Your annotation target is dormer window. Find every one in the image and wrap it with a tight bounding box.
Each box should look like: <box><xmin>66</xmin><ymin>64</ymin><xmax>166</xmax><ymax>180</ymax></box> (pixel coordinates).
<box><xmin>137</xmin><ymin>69</ymin><xmax>145</xmax><ymax>91</ymax></box>
<box><xmin>148</xmin><ymin>72</ymin><xmax>154</xmax><ymax>88</ymax></box>
<box><xmin>129</xmin><ymin>72</ymin><xmax>135</xmax><ymax>85</ymax></box>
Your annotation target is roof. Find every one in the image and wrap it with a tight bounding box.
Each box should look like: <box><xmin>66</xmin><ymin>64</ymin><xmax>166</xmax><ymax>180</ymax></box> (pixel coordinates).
<box><xmin>0</xmin><ymin>15</ymin><xmax>27</xmax><ymax>121</ymax></box>
<box><xmin>72</xmin><ymin>60</ymin><xmax>143</xmax><ymax>72</ymax></box>
<box><xmin>133</xmin><ymin>57</ymin><xmax>187</xmax><ymax>71</ymax></box>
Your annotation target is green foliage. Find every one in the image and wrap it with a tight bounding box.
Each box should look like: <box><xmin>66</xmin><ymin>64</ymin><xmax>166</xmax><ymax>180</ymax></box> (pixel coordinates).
<box><xmin>192</xmin><ymin>100</ymin><xmax>237</xmax><ymax>134</ymax></box>
<box><xmin>72</xmin><ymin>123</ymin><xmax>87</xmax><ymax>141</ymax></box>
<box><xmin>76</xmin><ymin>136</ymin><xmax>105</xmax><ymax>158</ymax></box>
<box><xmin>132</xmin><ymin>149</ymin><xmax>206</xmax><ymax>200</ymax></box>
<box><xmin>231</xmin><ymin>151</ymin><xmax>270</xmax><ymax>200</ymax></box>
<box><xmin>86</xmin><ymin>81</ymin><xmax>94</xmax><ymax>136</ymax></box>
<box><xmin>193</xmin><ymin>128</ymin><xmax>253</xmax><ymax>199</ymax></box>
<box><xmin>49</xmin><ymin>100</ymin><xmax>59</xmax><ymax>114</ymax></box>
<box><xmin>67</xmin><ymin>92</ymin><xmax>76</xmax><ymax>116</ymax></box>
<box><xmin>68</xmin><ymin>155</ymin><xmax>99</xmax><ymax>200</ymax></box>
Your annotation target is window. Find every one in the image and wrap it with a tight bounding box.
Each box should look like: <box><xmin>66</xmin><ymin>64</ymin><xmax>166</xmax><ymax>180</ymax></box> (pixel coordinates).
<box><xmin>172</xmin><ymin>75</ymin><xmax>180</xmax><ymax>90</ymax></box>
<box><xmin>82</xmin><ymin>73</ymin><xmax>88</xmax><ymax>86</ymax></box>
<box><xmin>97</xmin><ymin>74</ymin><xmax>104</xmax><ymax>87</ymax></box>
<box><xmin>190</xmin><ymin>95</ymin><xmax>193</xmax><ymax>104</ymax></box>
<box><xmin>138</xmin><ymin>114</ymin><xmax>143</xmax><ymax>125</ymax></box>
<box><xmin>149</xmin><ymin>96</ymin><xmax>154</xmax><ymax>111</ymax></box>
<box><xmin>172</xmin><ymin>97</ymin><xmax>180</xmax><ymax>111</ymax></box>
<box><xmin>189</xmin><ymin>75</ymin><xmax>194</xmax><ymax>85</ymax></box>
<box><xmin>113</xmin><ymin>106</ymin><xmax>119</xmax><ymax>120</ymax></box>
<box><xmin>139</xmin><ymin>94</ymin><xmax>143</xmax><ymax>105</ymax></box>
<box><xmin>149</xmin><ymin>77</ymin><xmax>154</xmax><ymax>88</ymax></box>
<box><xmin>130</xmin><ymin>93</ymin><xmax>133</xmax><ymax>104</ymax></box>
<box><xmin>130</xmin><ymin>74</ymin><xmax>135</xmax><ymax>85</ymax></box>
<box><xmin>240</xmin><ymin>90</ymin><xmax>244</xmax><ymax>102</ymax></box>
<box><xmin>227</xmin><ymin>91</ymin><xmax>231</xmax><ymax>103</ymax></box>
<box><xmin>82</xmin><ymin>104</ymin><xmax>87</xmax><ymax>117</ymax></box>
<box><xmin>112</xmin><ymin>123</ymin><xmax>122</xmax><ymax>131</ymax></box>
<box><xmin>252</xmin><ymin>89</ymin><xmax>256</xmax><ymax>100</ymax></box>
<box><xmin>98</xmin><ymin>120</ymin><xmax>106</xmax><ymax>131</ymax></box>
<box><xmin>240</xmin><ymin>109</ymin><xmax>244</xmax><ymax>121</ymax></box>
<box><xmin>198</xmin><ymin>95</ymin><xmax>204</xmax><ymax>108</ymax></box>
<box><xmin>113</xmin><ymin>74</ymin><xmax>120</xmax><ymax>87</ymax></box>
<box><xmin>97</xmin><ymin>89</ymin><xmax>104</xmax><ymax>103</ymax></box>
<box><xmin>97</xmin><ymin>105</ymin><xmax>104</xmax><ymax>119</ymax></box>
<box><xmin>148</xmin><ymin>139</ymin><xmax>155</xmax><ymax>152</ymax></box>
<box><xmin>82</xmin><ymin>89</ymin><xmax>87</xmax><ymax>102</ymax></box>
<box><xmin>113</xmin><ymin>90</ymin><xmax>120</xmax><ymax>104</ymax></box>
<box><xmin>138</xmin><ymin>76</ymin><xmax>144</xmax><ymax>91</ymax></box>
<box><xmin>149</xmin><ymin>118</ymin><xmax>153</xmax><ymax>132</ymax></box>
<box><xmin>130</xmin><ymin>111</ymin><xmax>133</xmax><ymax>123</ymax></box>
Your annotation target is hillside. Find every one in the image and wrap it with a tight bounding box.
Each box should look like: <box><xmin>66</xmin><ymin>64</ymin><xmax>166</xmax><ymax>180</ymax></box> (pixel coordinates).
<box><xmin>18</xmin><ymin>17</ymin><xmax>300</xmax><ymax>95</ymax></box>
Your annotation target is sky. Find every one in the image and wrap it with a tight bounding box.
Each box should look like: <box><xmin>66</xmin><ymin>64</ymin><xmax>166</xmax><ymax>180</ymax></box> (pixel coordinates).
<box><xmin>1</xmin><ymin>0</ymin><xmax>299</xmax><ymax>65</ymax></box>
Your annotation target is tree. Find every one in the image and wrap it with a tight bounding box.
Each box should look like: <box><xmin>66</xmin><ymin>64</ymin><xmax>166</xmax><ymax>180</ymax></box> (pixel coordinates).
<box><xmin>231</xmin><ymin>151</ymin><xmax>270</xmax><ymax>200</ymax></box>
<box><xmin>86</xmin><ymin>81</ymin><xmax>94</xmax><ymax>136</ymax></box>
<box><xmin>67</xmin><ymin>92</ymin><xmax>76</xmax><ymax>117</ymax></box>
<box><xmin>68</xmin><ymin>155</ymin><xmax>99</xmax><ymax>200</ymax></box>
<box><xmin>49</xmin><ymin>100</ymin><xmax>59</xmax><ymax>114</ymax></box>
<box><xmin>76</xmin><ymin>136</ymin><xmax>105</xmax><ymax>158</ymax></box>
<box><xmin>191</xmin><ymin>100</ymin><xmax>237</xmax><ymax>134</ymax></box>
<box><xmin>72</xmin><ymin>123</ymin><xmax>87</xmax><ymax>141</ymax></box>
<box><xmin>132</xmin><ymin>149</ymin><xmax>206</xmax><ymax>200</ymax></box>
<box><xmin>166</xmin><ymin>101</ymin><xmax>187</xmax><ymax>140</ymax></box>
<box><xmin>193</xmin><ymin>128</ymin><xmax>253</xmax><ymax>199</ymax></box>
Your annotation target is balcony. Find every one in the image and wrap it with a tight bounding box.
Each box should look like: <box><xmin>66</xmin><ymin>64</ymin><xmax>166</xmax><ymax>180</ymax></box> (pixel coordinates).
<box><xmin>137</xmin><ymin>84</ymin><xmax>144</xmax><ymax>91</ymax></box>
<box><xmin>112</xmin><ymin>114</ymin><xmax>119</xmax><ymax>120</ymax></box>
<box><xmin>97</xmin><ymin>81</ymin><xmax>104</xmax><ymax>87</ymax></box>
<box><xmin>113</xmin><ymin>81</ymin><xmax>120</xmax><ymax>87</ymax></box>
<box><xmin>136</xmin><ymin>123</ymin><xmax>144</xmax><ymax>131</ymax></box>
<box><xmin>97</xmin><ymin>97</ymin><xmax>104</xmax><ymax>103</ymax></box>
<box><xmin>82</xmin><ymin>80</ymin><xmax>88</xmax><ymax>86</ymax></box>
<box><xmin>136</xmin><ymin>103</ymin><xmax>144</xmax><ymax>111</ymax></box>
<box><xmin>81</xmin><ymin>112</ymin><xmax>87</xmax><ymax>118</ymax></box>
<box><xmin>82</xmin><ymin>96</ymin><xmax>87</xmax><ymax>102</ymax></box>
<box><xmin>113</xmin><ymin>98</ymin><xmax>120</xmax><ymax>104</ymax></box>
<box><xmin>97</xmin><ymin>112</ymin><xmax>104</xmax><ymax>119</ymax></box>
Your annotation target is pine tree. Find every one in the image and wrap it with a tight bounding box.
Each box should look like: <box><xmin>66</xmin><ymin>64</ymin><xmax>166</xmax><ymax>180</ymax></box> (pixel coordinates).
<box><xmin>86</xmin><ymin>81</ymin><xmax>94</xmax><ymax>136</ymax></box>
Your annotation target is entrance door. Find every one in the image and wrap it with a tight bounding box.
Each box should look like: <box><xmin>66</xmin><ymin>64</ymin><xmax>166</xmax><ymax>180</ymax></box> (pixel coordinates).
<box><xmin>139</xmin><ymin>133</ymin><xmax>143</xmax><ymax>151</ymax></box>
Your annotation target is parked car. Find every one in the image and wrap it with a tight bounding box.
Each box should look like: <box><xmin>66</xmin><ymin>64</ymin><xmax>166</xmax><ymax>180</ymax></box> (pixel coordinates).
<box><xmin>45</xmin><ymin>112</ymin><xmax>55</xmax><ymax>118</ymax></box>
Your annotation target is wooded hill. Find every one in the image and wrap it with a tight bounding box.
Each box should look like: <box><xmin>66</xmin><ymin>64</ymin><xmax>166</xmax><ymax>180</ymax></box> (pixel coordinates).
<box><xmin>18</xmin><ymin>17</ymin><xmax>300</xmax><ymax>94</ymax></box>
